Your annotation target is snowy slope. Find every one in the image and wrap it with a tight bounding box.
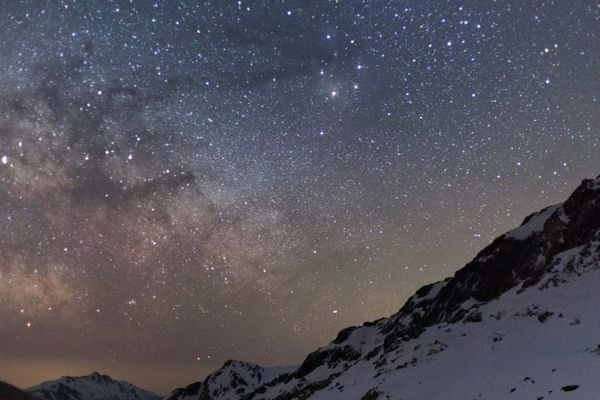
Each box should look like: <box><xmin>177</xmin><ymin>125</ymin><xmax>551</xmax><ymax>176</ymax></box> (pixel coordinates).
<box><xmin>249</xmin><ymin>251</ymin><xmax>600</xmax><ymax>399</ymax></box>
<box><xmin>168</xmin><ymin>175</ymin><xmax>600</xmax><ymax>399</ymax></box>
<box><xmin>27</xmin><ymin>372</ymin><xmax>160</xmax><ymax>400</ymax></box>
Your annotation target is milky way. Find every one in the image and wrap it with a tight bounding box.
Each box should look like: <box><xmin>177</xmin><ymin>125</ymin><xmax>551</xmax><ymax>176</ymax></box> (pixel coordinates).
<box><xmin>1</xmin><ymin>0</ymin><xmax>600</xmax><ymax>393</ymax></box>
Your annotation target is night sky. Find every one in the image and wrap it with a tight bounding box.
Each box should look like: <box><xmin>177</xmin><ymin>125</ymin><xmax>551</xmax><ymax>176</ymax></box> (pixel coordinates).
<box><xmin>1</xmin><ymin>0</ymin><xmax>600</xmax><ymax>394</ymax></box>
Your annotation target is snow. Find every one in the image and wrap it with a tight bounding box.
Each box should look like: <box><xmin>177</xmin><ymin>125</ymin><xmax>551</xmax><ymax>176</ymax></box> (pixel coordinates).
<box><xmin>415</xmin><ymin>280</ymin><xmax>447</xmax><ymax>302</ymax></box>
<box><xmin>28</xmin><ymin>372</ymin><xmax>160</xmax><ymax>400</ymax></box>
<box><xmin>162</xmin><ymin>361</ymin><xmax>295</xmax><ymax>400</ymax></box>
<box><xmin>504</xmin><ymin>204</ymin><xmax>561</xmax><ymax>240</ymax></box>
<box><xmin>210</xmin><ymin>210</ymin><xmax>600</xmax><ymax>400</ymax></box>
<box><xmin>588</xmin><ymin>176</ymin><xmax>600</xmax><ymax>190</ymax></box>
<box><xmin>253</xmin><ymin>242</ymin><xmax>600</xmax><ymax>399</ymax></box>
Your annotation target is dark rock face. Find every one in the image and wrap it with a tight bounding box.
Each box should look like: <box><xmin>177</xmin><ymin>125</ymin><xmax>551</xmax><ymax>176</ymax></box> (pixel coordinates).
<box><xmin>163</xmin><ymin>382</ymin><xmax>203</xmax><ymax>400</ymax></box>
<box><xmin>0</xmin><ymin>382</ymin><xmax>37</xmax><ymax>400</ymax></box>
<box><xmin>360</xmin><ymin>389</ymin><xmax>391</xmax><ymax>400</ymax></box>
<box><xmin>380</xmin><ymin>176</ymin><xmax>600</xmax><ymax>349</ymax></box>
<box><xmin>561</xmin><ymin>385</ymin><xmax>579</xmax><ymax>392</ymax></box>
<box><xmin>296</xmin><ymin>346</ymin><xmax>361</xmax><ymax>378</ymax></box>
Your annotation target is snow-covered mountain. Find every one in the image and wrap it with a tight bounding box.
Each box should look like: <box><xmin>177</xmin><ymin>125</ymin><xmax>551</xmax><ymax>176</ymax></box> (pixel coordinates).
<box><xmin>27</xmin><ymin>372</ymin><xmax>160</xmax><ymax>400</ymax></box>
<box><xmin>163</xmin><ymin>360</ymin><xmax>294</xmax><ymax>400</ymax></box>
<box><xmin>166</xmin><ymin>175</ymin><xmax>600</xmax><ymax>399</ymax></box>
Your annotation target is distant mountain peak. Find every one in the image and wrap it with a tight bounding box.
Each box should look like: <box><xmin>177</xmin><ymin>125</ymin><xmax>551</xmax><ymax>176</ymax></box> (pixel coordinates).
<box><xmin>163</xmin><ymin>360</ymin><xmax>294</xmax><ymax>400</ymax></box>
<box><xmin>28</xmin><ymin>372</ymin><xmax>159</xmax><ymax>400</ymax></box>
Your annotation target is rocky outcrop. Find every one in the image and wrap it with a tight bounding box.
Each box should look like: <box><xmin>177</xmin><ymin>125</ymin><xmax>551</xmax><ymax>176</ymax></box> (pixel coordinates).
<box><xmin>0</xmin><ymin>381</ymin><xmax>37</xmax><ymax>400</ymax></box>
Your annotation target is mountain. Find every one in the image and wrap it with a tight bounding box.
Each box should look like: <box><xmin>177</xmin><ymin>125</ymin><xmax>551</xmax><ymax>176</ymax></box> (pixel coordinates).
<box><xmin>166</xmin><ymin>175</ymin><xmax>600</xmax><ymax>399</ymax></box>
<box><xmin>27</xmin><ymin>372</ymin><xmax>160</xmax><ymax>400</ymax></box>
<box><xmin>163</xmin><ymin>360</ymin><xmax>294</xmax><ymax>400</ymax></box>
<box><xmin>0</xmin><ymin>381</ymin><xmax>37</xmax><ymax>400</ymax></box>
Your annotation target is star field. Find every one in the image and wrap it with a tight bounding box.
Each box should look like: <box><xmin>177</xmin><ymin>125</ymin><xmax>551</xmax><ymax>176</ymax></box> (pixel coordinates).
<box><xmin>1</xmin><ymin>0</ymin><xmax>600</xmax><ymax>393</ymax></box>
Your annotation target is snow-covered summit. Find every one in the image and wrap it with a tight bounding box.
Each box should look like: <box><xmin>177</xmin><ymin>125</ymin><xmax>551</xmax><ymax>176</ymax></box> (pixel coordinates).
<box><xmin>163</xmin><ymin>360</ymin><xmax>294</xmax><ymax>400</ymax></box>
<box><xmin>27</xmin><ymin>372</ymin><xmax>160</xmax><ymax>400</ymax></box>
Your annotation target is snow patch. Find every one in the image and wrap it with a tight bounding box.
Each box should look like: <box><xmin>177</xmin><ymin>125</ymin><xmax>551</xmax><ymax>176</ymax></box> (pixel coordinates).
<box><xmin>505</xmin><ymin>204</ymin><xmax>560</xmax><ymax>240</ymax></box>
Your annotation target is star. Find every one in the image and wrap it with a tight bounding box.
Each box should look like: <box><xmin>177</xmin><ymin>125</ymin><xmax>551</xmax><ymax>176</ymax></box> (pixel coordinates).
<box><xmin>0</xmin><ymin>0</ymin><xmax>598</xmax><ymax>394</ymax></box>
